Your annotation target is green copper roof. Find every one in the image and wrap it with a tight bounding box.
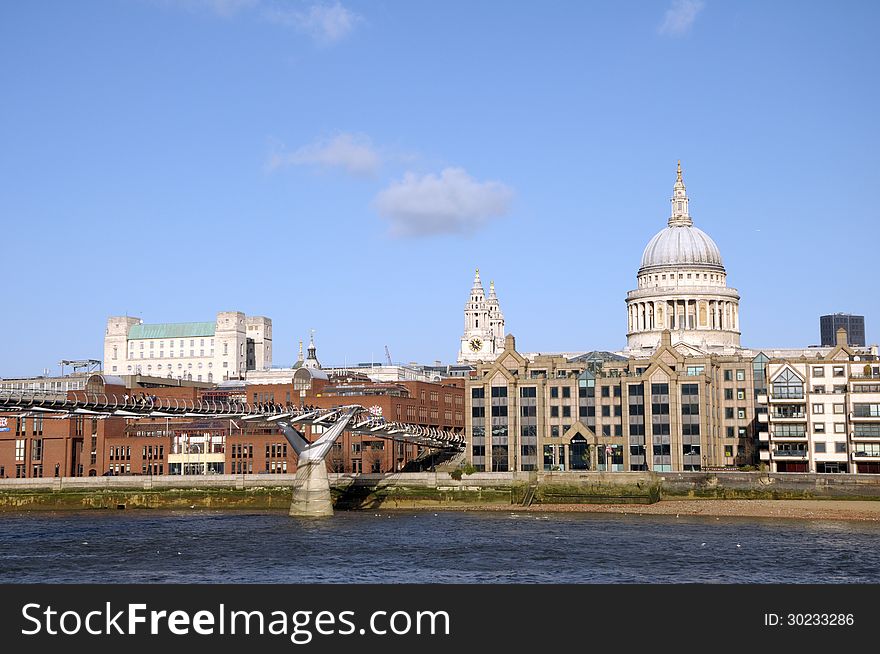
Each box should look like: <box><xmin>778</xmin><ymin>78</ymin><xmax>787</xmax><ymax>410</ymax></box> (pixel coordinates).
<box><xmin>128</xmin><ymin>322</ymin><xmax>215</xmax><ymax>340</ymax></box>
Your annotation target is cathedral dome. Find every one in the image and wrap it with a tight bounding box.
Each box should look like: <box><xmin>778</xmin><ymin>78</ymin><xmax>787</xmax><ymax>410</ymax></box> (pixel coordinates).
<box><xmin>639</xmin><ymin>224</ymin><xmax>723</xmax><ymax>271</ymax></box>
<box><xmin>638</xmin><ymin>161</ymin><xmax>724</xmax><ymax>273</ymax></box>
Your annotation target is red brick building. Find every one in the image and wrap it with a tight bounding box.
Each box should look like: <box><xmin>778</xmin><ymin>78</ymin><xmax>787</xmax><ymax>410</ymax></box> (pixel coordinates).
<box><xmin>0</xmin><ymin>372</ymin><xmax>464</xmax><ymax>478</ymax></box>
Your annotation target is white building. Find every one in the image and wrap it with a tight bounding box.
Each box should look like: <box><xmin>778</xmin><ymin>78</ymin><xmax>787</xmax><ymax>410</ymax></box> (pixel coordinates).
<box><xmin>626</xmin><ymin>162</ymin><xmax>741</xmax><ymax>354</ymax></box>
<box><xmin>458</xmin><ymin>269</ymin><xmax>506</xmax><ymax>363</ymax></box>
<box><xmin>103</xmin><ymin>311</ymin><xmax>272</xmax><ymax>382</ymax></box>
<box><xmin>763</xmin><ymin>329</ymin><xmax>880</xmax><ymax>473</ymax></box>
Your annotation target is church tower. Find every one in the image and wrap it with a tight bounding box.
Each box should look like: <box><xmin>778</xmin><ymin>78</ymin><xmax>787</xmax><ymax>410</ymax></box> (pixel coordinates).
<box><xmin>458</xmin><ymin>269</ymin><xmax>505</xmax><ymax>363</ymax></box>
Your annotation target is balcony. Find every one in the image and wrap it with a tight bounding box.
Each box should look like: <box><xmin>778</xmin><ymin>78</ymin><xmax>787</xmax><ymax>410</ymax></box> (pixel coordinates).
<box><xmin>758</xmin><ymin>413</ymin><xmax>769</xmax><ymax>423</ymax></box>
<box><xmin>759</xmin><ymin>450</ymin><xmax>771</xmax><ymax>461</ymax></box>
<box><xmin>853</xmin><ymin>450</ymin><xmax>880</xmax><ymax>459</ymax></box>
<box><xmin>851</xmin><ymin>372</ymin><xmax>880</xmax><ymax>380</ymax></box>
<box><xmin>770</xmin><ymin>412</ymin><xmax>806</xmax><ymax>421</ymax></box>
<box><xmin>758</xmin><ymin>431</ymin><xmax>769</xmax><ymax>442</ymax></box>
<box><xmin>769</xmin><ymin>430</ymin><xmax>807</xmax><ymax>440</ymax></box>
<box><xmin>756</xmin><ymin>394</ymin><xmax>768</xmax><ymax>404</ymax></box>
<box><xmin>851</xmin><ymin>413</ymin><xmax>880</xmax><ymax>422</ymax></box>
<box><xmin>772</xmin><ymin>449</ymin><xmax>808</xmax><ymax>459</ymax></box>
<box><xmin>768</xmin><ymin>394</ymin><xmax>805</xmax><ymax>403</ymax></box>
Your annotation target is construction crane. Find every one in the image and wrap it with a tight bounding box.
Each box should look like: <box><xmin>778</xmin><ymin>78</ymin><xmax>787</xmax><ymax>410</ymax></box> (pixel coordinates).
<box><xmin>384</xmin><ymin>345</ymin><xmax>393</xmax><ymax>366</ymax></box>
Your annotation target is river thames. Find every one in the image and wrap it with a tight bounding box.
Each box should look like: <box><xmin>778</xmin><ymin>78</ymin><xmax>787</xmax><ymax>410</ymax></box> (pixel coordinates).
<box><xmin>2</xmin><ymin>510</ymin><xmax>879</xmax><ymax>584</ymax></box>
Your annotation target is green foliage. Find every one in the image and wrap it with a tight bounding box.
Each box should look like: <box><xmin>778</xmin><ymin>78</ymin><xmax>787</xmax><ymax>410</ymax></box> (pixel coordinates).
<box><xmin>462</xmin><ymin>464</ymin><xmax>478</xmax><ymax>476</ymax></box>
<box><xmin>449</xmin><ymin>469</ymin><xmax>463</xmax><ymax>480</ymax></box>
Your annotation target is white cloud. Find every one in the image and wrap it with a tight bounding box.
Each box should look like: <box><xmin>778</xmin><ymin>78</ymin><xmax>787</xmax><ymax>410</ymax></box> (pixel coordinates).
<box><xmin>658</xmin><ymin>0</ymin><xmax>705</xmax><ymax>37</ymax></box>
<box><xmin>374</xmin><ymin>168</ymin><xmax>514</xmax><ymax>238</ymax></box>
<box><xmin>263</xmin><ymin>2</ymin><xmax>361</xmax><ymax>44</ymax></box>
<box><xmin>269</xmin><ymin>133</ymin><xmax>381</xmax><ymax>177</ymax></box>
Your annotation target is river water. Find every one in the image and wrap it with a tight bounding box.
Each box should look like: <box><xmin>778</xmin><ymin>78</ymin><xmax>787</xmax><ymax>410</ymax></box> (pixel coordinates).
<box><xmin>1</xmin><ymin>510</ymin><xmax>878</xmax><ymax>583</ymax></box>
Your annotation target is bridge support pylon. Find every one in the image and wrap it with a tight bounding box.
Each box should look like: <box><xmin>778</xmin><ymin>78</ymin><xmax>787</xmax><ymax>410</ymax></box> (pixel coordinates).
<box><xmin>278</xmin><ymin>407</ymin><xmax>359</xmax><ymax>518</ymax></box>
<box><xmin>289</xmin><ymin>460</ymin><xmax>334</xmax><ymax>517</ymax></box>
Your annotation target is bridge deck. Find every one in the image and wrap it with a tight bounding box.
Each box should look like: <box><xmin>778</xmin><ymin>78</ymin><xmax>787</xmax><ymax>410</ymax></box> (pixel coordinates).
<box><xmin>0</xmin><ymin>390</ymin><xmax>464</xmax><ymax>451</ymax></box>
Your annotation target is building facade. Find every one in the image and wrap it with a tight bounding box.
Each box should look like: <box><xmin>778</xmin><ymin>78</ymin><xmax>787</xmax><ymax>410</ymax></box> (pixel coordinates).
<box><xmin>465</xmin><ymin>333</ymin><xmax>760</xmax><ymax>473</ymax></box>
<box><xmin>103</xmin><ymin>311</ymin><xmax>272</xmax><ymax>381</ymax></box>
<box><xmin>458</xmin><ymin>269</ymin><xmax>506</xmax><ymax>364</ymax></box>
<box><xmin>763</xmin><ymin>329</ymin><xmax>880</xmax><ymax>473</ymax></box>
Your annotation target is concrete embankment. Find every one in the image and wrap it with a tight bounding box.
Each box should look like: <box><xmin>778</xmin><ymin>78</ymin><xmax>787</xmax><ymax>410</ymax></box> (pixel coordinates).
<box><xmin>1</xmin><ymin>471</ymin><xmax>879</xmax><ymax>511</ymax></box>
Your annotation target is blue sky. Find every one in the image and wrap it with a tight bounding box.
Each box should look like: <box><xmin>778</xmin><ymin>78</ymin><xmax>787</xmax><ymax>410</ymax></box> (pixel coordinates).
<box><xmin>2</xmin><ymin>0</ymin><xmax>878</xmax><ymax>376</ymax></box>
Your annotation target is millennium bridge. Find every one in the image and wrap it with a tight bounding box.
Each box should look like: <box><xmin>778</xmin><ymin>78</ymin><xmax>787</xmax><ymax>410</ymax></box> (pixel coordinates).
<box><xmin>0</xmin><ymin>390</ymin><xmax>465</xmax><ymax>517</ymax></box>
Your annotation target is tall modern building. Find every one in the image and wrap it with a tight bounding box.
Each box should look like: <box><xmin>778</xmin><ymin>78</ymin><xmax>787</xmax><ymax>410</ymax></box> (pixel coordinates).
<box><xmin>626</xmin><ymin>162</ymin><xmax>741</xmax><ymax>354</ymax></box>
<box><xmin>820</xmin><ymin>314</ymin><xmax>865</xmax><ymax>347</ymax></box>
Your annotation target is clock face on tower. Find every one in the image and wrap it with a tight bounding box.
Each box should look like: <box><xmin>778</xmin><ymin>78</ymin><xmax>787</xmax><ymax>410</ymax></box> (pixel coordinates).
<box><xmin>469</xmin><ymin>337</ymin><xmax>484</xmax><ymax>353</ymax></box>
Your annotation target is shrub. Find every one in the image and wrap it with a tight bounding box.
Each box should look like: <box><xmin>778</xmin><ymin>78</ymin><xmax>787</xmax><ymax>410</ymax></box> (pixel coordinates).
<box><xmin>450</xmin><ymin>469</ymin><xmax>463</xmax><ymax>480</ymax></box>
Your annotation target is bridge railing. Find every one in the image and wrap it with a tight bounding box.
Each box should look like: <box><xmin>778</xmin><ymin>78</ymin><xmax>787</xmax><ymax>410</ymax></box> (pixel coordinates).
<box><xmin>0</xmin><ymin>390</ymin><xmax>465</xmax><ymax>450</ymax></box>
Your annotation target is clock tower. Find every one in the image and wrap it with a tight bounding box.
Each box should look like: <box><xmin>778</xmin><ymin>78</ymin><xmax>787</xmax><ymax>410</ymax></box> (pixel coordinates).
<box><xmin>458</xmin><ymin>268</ymin><xmax>505</xmax><ymax>363</ymax></box>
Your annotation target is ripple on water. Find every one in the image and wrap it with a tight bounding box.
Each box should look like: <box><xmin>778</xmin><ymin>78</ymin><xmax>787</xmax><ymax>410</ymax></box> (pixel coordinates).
<box><xmin>1</xmin><ymin>510</ymin><xmax>880</xmax><ymax>583</ymax></box>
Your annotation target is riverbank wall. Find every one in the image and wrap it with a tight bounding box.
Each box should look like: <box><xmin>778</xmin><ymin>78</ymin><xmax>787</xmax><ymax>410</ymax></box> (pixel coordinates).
<box><xmin>2</xmin><ymin>471</ymin><xmax>880</xmax><ymax>511</ymax></box>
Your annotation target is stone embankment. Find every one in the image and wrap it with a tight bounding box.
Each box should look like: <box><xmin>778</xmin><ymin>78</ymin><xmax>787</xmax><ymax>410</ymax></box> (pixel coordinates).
<box><xmin>1</xmin><ymin>471</ymin><xmax>879</xmax><ymax>519</ymax></box>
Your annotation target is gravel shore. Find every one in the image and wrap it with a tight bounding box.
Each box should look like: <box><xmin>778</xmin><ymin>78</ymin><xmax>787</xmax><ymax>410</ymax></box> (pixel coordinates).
<box><xmin>466</xmin><ymin>499</ymin><xmax>880</xmax><ymax>522</ymax></box>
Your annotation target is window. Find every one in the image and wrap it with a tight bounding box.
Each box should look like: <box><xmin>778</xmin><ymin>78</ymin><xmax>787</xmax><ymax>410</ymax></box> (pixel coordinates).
<box><xmin>737</xmin><ymin>409</ymin><xmax>746</xmax><ymax>420</ymax></box>
<box><xmin>737</xmin><ymin>389</ymin><xmax>746</xmax><ymax>400</ymax></box>
<box><xmin>724</xmin><ymin>389</ymin><xmax>733</xmax><ymax>400</ymax></box>
<box><xmin>813</xmin><ymin>385</ymin><xmax>825</xmax><ymax>394</ymax></box>
<box><xmin>31</xmin><ymin>439</ymin><xmax>42</xmax><ymax>461</ymax></box>
<box><xmin>472</xmin><ymin>387</ymin><xmax>485</xmax><ymax>399</ymax></box>
<box><xmin>738</xmin><ymin>427</ymin><xmax>747</xmax><ymax>438</ymax></box>
<box><xmin>812</xmin><ymin>404</ymin><xmax>824</xmax><ymax>414</ymax></box>
<box><xmin>833</xmin><ymin>404</ymin><xmax>845</xmax><ymax>414</ymax></box>
<box><xmin>15</xmin><ymin>439</ymin><xmax>25</xmax><ymax>461</ymax></box>
<box><xmin>726</xmin><ymin>426</ymin><xmax>734</xmax><ymax>438</ymax></box>
<box><xmin>725</xmin><ymin>408</ymin><xmax>734</xmax><ymax>419</ymax></box>
<box><xmin>854</xmin><ymin>403</ymin><xmax>880</xmax><ymax>418</ymax></box>
<box><xmin>814</xmin><ymin>422</ymin><xmax>826</xmax><ymax>433</ymax></box>
<box><xmin>550</xmin><ymin>387</ymin><xmax>559</xmax><ymax>399</ymax></box>
<box><xmin>601</xmin><ymin>405</ymin><xmax>610</xmax><ymax>417</ymax></box>
<box><xmin>854</xmin><ymin>424</ymin><xmax>880</xmax><ymax>438</ymax></box>
<box><xmin>833</xmin><ymin>366</ymin><xmax>845</xmax><ymax>378</ymax></box>
<box><xmin>814</xmin><ymin>442</ymin><xmax>827</xmax><ymax>453</ymax></box>
<box><xmin>835</xmin><ymin>442</ymin><xmax>847</xmax><ymax>454</ymax></box>
<box><xmin>736</xmin><ymin>370</ymin><xmax>746</xmax><ymax>381</ymax></box>
<box><xmin>833</xmin><ymin>385</ymin><xmax>846</xmax><ymax>394</ymax></box>
<box><xmin>812</xmin><ymin>367</ymin><xmax>825</xmax><ymax>378</ymax></box>
<box><xmin>562</xmin><ymin>387</ymin><xmax>571</xmax><ymax>399</ymax></box>
<box><xmin>724</xmin><ymin>370</ymin><xmax>732</xmax><ymax>382</ymax></box>
<box><xmin>601</xmin><ymin>386</ymin><xmax>610</xmax><ymax>398</ymax></box>
<box><xmin>550</xmin><ymin>406</ymin><xmax>559</xmax><ymax>418</ymax></box>
<box><xmin>562</xmin><ymin>406</ymin><xmax>571</xmax><ymax>418</ymax></box>
<box><xmin>519</xmin><ymin>387</ymin><xmax>536</xmax><ymax>398</ymax></box>
<box><xmin>772</xmin><ymin>369</ymin><xmax>804</xmax><ymax>399</ymax></box>
<box><xmin>490</xmin><ymin>386</ymin><xmax>507</xmax><ymax>398</ymax></box>
<box><xmin>613</xmin><ymin>386</ymin><xmax>621</xmax><ymax>398</ymax></box>
<box><xmin>834</xmin><ymin>423</ymin><xmax>846</xmax><ymax>434</ymax></box>
<box><xmin>686</xmin><ymin>366</ymin><xmax>704</xmax><ymax>376</ymax></box>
